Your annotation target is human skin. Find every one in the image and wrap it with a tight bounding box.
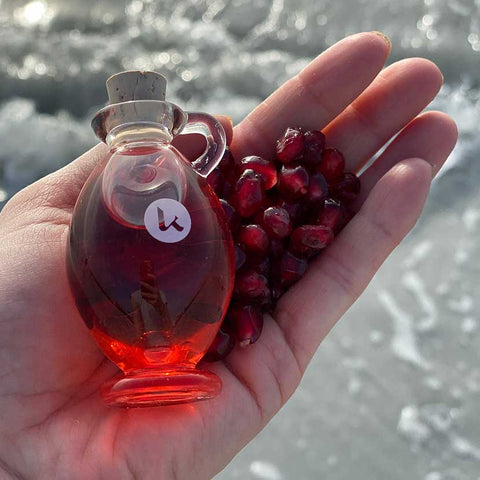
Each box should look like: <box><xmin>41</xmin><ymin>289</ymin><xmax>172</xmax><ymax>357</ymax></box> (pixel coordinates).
<box><xmin>0</xmin><ymin>32</ymin><xmax>457</xmax><ymax>479</ymax></box>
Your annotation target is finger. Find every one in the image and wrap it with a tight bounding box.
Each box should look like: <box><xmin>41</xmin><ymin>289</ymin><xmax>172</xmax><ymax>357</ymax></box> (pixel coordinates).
<box><xmin>231</xmin><ymin>31</ymin><xmax>391</xmax><ymax>160</ymax></box>
<box><xmin>353</xmin><ymin>110</ymin><xmax>457</xmax><ymax>207</ymax></box>
<box><xmin>218</xmin><ymin>115</ymin><xmax>234</xmax><ymax>146</ymax></box>
<box><xmin>276</xmin><ymin>158</ymin><xmax>433</xmax><ymax>370</ymax></box>
<box><xmin>217</xmin><ymin>311</ymin><xmax>304</xmax><ymax>422</ymax></box>
<box><xmin>323</xmin><ymin>58</ymin><xmax>444</xmax><ymax>171</ymax></box>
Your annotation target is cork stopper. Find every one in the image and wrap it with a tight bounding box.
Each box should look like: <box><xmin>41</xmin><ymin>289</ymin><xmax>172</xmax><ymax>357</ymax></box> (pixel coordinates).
<box><xmin>106</xmin><ymin>70</ymin><xmax>167</xmax><ymax>104</ymax></box>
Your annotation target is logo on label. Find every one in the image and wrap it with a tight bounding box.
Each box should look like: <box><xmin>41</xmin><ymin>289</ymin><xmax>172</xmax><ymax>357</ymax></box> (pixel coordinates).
<box><xmin>144</xmin><ymin>198</ymin><xmax>192</xmax><ymax>243</ymax></box>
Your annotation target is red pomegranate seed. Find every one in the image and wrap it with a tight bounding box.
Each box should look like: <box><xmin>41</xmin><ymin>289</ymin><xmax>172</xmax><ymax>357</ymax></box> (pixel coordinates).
<box><xmin>276</xmin><ymin>127</ymin><xmax>304</xmax><ymax>163</ymax></box>
<box><xmin>314</xmin><ymin>198</ymin><xmax>346</xmax><ymax>233</ymax></box>
<box><xmin>252</xmin><ymin>207</ymin><xmax>266</xmax><ymax>226</ymax></box>
<box><xmin>279</xmin><ymin>201</ymin><xmax>305</xmax><ymax>226</ymax></box>
<box><xmin>234</xmin><ymin>269</ymin><xmax>270</xmax><ymax>304</ymax></box>
<box><xmin>307</xmin><ymin>173</ymin><xmax>328</xmax><ymax>205</ymax></box>
<box><xmin>222</xmin><ymin>178</ymin><xmax>235</xmax><ymax>199</ymax></box>
<box><xmin>329</xmin><ymin>172</ymin><xmax>361</xmax><ymax>201</ymax></box>
<box><xmin>254</xmin><ymin>256</ymin><xmax>271</xmax><ymax>277</ymax></box>
<box><xmin>227</xmin><ymin>304</ymin><xmax>264</xmax><ymax>347</ymax></box>
<box><xmin>207</xmin><ymin>128</ymin><xmax>362</xmax><ymax>358</ymax></box>
<box><xmin>237</xmin><ymin>224</ymin><xmax>270</xmax><ymax>260</ymax></box>
<box><xmin>251</xmin><ymin>195</ymin><xmax>279</xmax><ymax>225</ymax></box>
<box><xmin>277</xmin><ymin>164</ymin><xmax>310</xmax><ymax>201</ymax></box>
<box><xmin>289</xmin><ymin>225</ymin><xmax>334</xmax><ymax>257</ymax></box>
<box><xmin>237</xmin><ymin>156</ymin><xmax>277</xmax><ymax>190</ymax></box>
<box><xmin>278</xmin><ymin>251</ymin><xmax>308</xmax><ymax>289</ymax></box>
<box><xmin>203</xmin><ymin>326</ymin><xmax>235</xmax><ymax>362</ymax></box>
<box><xmin>318</xmin><ymin>148</ymin><xmax>345</xmax><ymax>182</ymax></box>
<box><xmin>263</xmin><ymin>206</ymin><xmax>292</xmax><ymax>239</ymax></box>
<box><xmin>219</xmin><ymin>199</ymin><xmax>241</xmax><ymax>233</ymax></box>
<box><xmin>230</xmin><ymin>169</ymin><xmax>266</xmax><ymax>218</ymax></box>
<box><xmin>303</xmin><ymin>130</ymin><xmax>326</xmax><ymax>168</ymax></box>
<box><xmin>270</xmin><ymin>238</ymin><xmax>286</xmax><ymax>258</ymax></box>
<box><xmin>234</xmin><ymin>245</ymin><xmax>247</xmax><ymax>270</ymax></box>
<box><xmin>207</xmin><ymin>167</ymin><xmax>224</xmax><ymax>197</ymax></box>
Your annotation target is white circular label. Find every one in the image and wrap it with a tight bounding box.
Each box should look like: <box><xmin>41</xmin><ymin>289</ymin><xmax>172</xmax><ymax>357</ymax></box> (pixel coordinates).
<box><xmin>144</xmin><ymin>198</ymin><xmax>192</xmax><ymax>243</ymax></box>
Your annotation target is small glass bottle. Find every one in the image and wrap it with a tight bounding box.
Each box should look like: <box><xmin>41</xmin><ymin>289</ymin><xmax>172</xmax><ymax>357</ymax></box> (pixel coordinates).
<box><xmin>67</xmin><ymin>71</ymin><xmax>234</xmax><ymax>407</ymax></box>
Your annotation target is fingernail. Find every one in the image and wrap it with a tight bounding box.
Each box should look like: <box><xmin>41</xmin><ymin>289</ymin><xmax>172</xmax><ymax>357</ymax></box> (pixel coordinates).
<box><xmin>216</xmin><ymin>114</ymin><xmax>233</xmax><ymax>127</ymax></box>
<box><xmin>215</xmin><ymin>115</ymin><xmax>234</xmax><ymax>145</ymax></box>
<box><xmin>371</xmin><ymin>31</ymin><xmax>391</xmax><ymax>50</ymax></box>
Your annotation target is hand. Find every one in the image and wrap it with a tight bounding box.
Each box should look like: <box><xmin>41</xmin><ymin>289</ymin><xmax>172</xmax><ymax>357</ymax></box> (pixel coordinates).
<box><xmin>0</xmin><ymin>32</ymin><xmax>457</xmax><ymax>479</ymax></box>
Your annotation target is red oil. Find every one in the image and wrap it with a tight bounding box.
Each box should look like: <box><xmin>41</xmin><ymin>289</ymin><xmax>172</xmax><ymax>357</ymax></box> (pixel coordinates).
<box><xmin>67</xmin><ymin>145</ymin><xmax>234</xmax><ymax>406</ymax></box>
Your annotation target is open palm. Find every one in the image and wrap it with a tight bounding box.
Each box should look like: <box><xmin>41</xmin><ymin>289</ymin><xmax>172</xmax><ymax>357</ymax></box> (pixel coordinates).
<box><xmin>0</xmin><ymin>33</ymin><xmax>457</xmax><ymax>479</ymax></box>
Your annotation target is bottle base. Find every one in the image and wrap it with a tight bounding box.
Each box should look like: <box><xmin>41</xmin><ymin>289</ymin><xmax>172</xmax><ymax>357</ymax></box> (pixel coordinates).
<box><xmin>101</xmin><ymin>367</ymin><xmax>222</xmax><ymax>407</ymax></box>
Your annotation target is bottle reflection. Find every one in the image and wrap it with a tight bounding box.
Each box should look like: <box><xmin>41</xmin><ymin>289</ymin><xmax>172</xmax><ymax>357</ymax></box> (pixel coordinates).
<box><xmin>130</xmin><ymin>259</ymin><xmax>173</xmax><ymax>348</ymax></box>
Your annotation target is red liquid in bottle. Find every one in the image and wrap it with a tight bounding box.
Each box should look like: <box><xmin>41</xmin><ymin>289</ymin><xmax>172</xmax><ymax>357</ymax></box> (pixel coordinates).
<box><xmin>67</xmin><ymin>144</ymin><xmax>234</xmax><ymax>406</ymax></box>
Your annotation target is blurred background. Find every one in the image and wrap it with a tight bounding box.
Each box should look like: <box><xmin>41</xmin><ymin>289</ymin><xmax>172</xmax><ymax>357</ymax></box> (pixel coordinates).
<box><xmin>1</xmin><ymin>0</ymin><xmax>479</xmax><ymax>478</ymax></box>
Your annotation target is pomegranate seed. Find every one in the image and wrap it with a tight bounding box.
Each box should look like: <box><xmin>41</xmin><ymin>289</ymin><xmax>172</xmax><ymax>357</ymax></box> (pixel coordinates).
<box><xmin>237</xmin><ymin>224</ymin><xmax>270</xmax><ymax>260</ymax></box>
<box><xmin>276</xmin><ymin>127</ymin><xmax>304</xmax><ymax>163</ymax></box>
<box><xmin>263</xmin><ymin>206</ymin><xmax>292</xmax><ymax>239</ymax></box>
<box><xmin>270</xmin><ymin>238</ymin><xmax>286</xmax><ymax>258</ymax></box>
<box><xmin>303</xmin><ymin>130</ymin><xmax>326</xmax><ymax>168</ymax></box>
<box><xmin>230</xmin><ymin>169</ymin><xmax>266</xmax><ymax>218</ymax></box>
<box><xmin>219</xmin><ymin>199</ymin><xmax>241</xmax><ymax>233</ymax></box>
<box><xmin>318</xmin><ymin>148</ymin><xmax>345</xmax><ymax>182</ymax></box>
<box><xmin>254</xmin><ymin>256</ymin><xmax>271</xmax><ymax>277</ymax></box>
<box><xmin>277</xmin><ymin>163</ymin><xmax>310</xmax><ymax>201</ymax></box>
<box><xmin>289</xmin><ymin>225</ymin><xmax>334</xmax><ymax>257</ymax></box>
<box><xmin>251</xmin><ymin>195</ymin><xmax>278</xmax><ymax>226</ymax></box>
<box><xmin>234</xmin><ymin>269</ymin><xmax>270</xmax><ymax>304</ymax></box>
<box><xmin>203</xmin><ymin>326</ymin><xmax>235</xmax><ymax>362</ymax></box>
<box><xmin>222</xmin><ymin>178</ymin><xmax>234</xmax><ymax>199</ymax></box>
<box><xmin>209</xmin><ymin>129</ymin><xmax>359</xmax><ymax>358</ymax></box>
<box><xmin>279</xmin><ymin>201</ymin><xmax>305</xmax><ymax>226</ymax></box>
<box><xmin>307</xmin><ymin>173</ymin><xmax>328</xmax><ymax>205</ymax></box>
<box><xmin>207</xmin><ymin>167</ymin><xmax>224</xmax><ymax>197</ymax></box>
<box><xmin>237</xmin><ymin>156</ymin><xmax>277</xmax><ymax>190</ymax></box>
<box><xmin>227</xmin><ymin>304</ymin><xmax>263</xmax><ymax>347</ymax></box>
<box><xmin>329</xmin><ymin>172</ymin><xmax>361</xmax><ymax>201</ymax></box>
<box><xmin>252</xmin><ymin>207</ymin><xmax>266</xmax><ymax>227</ymax></box>
<box><xmin>314</xmin><ymin>198</ymin><xmax>346</xmax><ymax>233</ymax></box>
<box><xmin>278</xmin><ymin>251</ymin><xmax>308</xmax><ymax>289</ymax></box>
<box><xmin>234</xmin><ymin>245</ymin><xmax>247</xmax><ymax>270</ymax></box>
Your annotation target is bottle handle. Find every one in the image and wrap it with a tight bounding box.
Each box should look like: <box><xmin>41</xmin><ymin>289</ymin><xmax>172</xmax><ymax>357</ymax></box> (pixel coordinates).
<box><xmin>179</xmin><ymin>112</ymin><xmax>226</xmax><ymax>177</ymax></box>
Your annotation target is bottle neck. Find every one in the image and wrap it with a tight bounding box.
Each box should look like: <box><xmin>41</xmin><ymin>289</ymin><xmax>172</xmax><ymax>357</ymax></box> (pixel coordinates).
<box><xmin>106</xmin><ymin>122</ymin><xmax>173</xmax><ymax>151</ymax></box>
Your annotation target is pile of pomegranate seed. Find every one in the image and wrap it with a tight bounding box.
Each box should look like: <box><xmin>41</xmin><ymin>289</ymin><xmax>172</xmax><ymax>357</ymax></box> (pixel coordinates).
<box><xmin>203</xmin><ymin>128</ymin><xmax>360</xmax><ymax>361</ymax></box>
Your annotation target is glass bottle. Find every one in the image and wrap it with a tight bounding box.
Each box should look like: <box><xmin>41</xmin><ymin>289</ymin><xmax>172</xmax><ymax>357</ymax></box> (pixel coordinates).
<box><xmin>67</xmin><ymin>71</ymin><xmax>234</xmax><ymax>407</ymax></box>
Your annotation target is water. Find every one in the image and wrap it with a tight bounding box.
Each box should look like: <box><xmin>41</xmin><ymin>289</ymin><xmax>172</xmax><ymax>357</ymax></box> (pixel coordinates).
<box><xmin>1</xmin><ymin>0</ymin><xmax>479</xmax><ymax>478</ymax></box>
